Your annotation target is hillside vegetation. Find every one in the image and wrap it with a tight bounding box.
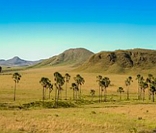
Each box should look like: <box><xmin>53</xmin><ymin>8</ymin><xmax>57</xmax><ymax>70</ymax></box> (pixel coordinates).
<box><xmin>35</xmin><ymin>48</ymin><xmax>94</xmax><ymax>67</ymax></box>
<box><xmin>76</xmin><ymin>49</ymin><xmax>156</xmax><ymax>74</ymax></box>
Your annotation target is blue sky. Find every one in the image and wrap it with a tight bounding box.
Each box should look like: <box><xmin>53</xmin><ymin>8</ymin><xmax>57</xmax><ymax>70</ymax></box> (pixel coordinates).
<box><xmin>0</xmin><ymin>0</ymin><xmax>156</xmax><ymax>60</ymax></box>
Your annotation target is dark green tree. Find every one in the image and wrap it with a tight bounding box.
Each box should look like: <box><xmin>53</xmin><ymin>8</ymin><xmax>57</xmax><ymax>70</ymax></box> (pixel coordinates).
<box><xmin>102</xmin><ymin>77</ymin><xmax>111</xmax><ymax>102</ymax></box>
<box><xmin>64</xmin><ymin>73</ymin><xmax>71</xmax><ymax>100</ymax></box>
<box><xmin>39</xmin><ymin>77</ymin><xmax>51</xmax><ymax>101</ymax></box>
<box><xmin>149</xmin><ymin>78</ymin><xmax>156</xmax><ymax>102</ymax></box>
<box><xmin>47</xmin><ymin>82</ymin><xmax>53</xmax><ymax>99</ymax></box>
<box><xmin>136</xmin><ymin>75</ymin><xmax>144</xmax><ymax>100</ymax></box>
<box><xmin>90</xmin><ymin>89</ymin><xmax>95</xmax><ymax>101</ymax></box>
<box><xmin>96</xmin><ymin>75</ymin><xmax>102</xmax><ymax>102</ymax></box>
<box><xmin>136</xmin><ymin>74</ymin><xmax>141</xmax><ymax>99</ymax></box>
<box><xmin>140</xmin><ymin>81</ymin><xmax>148</xmax><ymax>101</ymax></box>
<box><xmin>54</xmin><ymin>72</ymin><xmax>65</xmax><ymax>106</ymax></box>
<box><xmin>97</xmin><ymin>76</ymin><xmax>111</xmax><ymax>102</ymax></box>
<box><xmin>12</xmin><ymin>72</ymin><xmax>21</xmax><ymax>101</ymax></box>
<box><xmin>146</xmin><ymin>74</ymin><xmax>154</xmax><ymax>100</ymax></box>
<box><xmin>74</xmin><ymin>74</ymin><xmax>85</xmax><ymax>98</ymax></box>
<box><xmin>125</xmin><ymin>76</ymin><xmax>133</xmax><ymax>100</ymax></box>
<box><xmin>117</xmin><ymin>87</ymin><xmax>124</xmax><ymax>100</ymax></box>
<box><xmin>70</xmin><ymin>83</ymin><xmax>79</xmax><ymax>100</ymax></box>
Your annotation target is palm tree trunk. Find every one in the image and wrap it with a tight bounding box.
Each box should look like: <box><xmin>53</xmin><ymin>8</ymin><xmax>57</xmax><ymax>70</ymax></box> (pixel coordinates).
<box><xmin>49</xmin><ymin>89</ymin><xmax>50</xmax><ymax>99</ymax></box>
<box><xmin>140</xmin><ymin>88</ymin><xmax>142</xmax><ymax>100</ymax></box>
<box><xmin>65</xmin><ymin>82</ymin><xmax>67</xmax><ymax>100</ymax></box>
<box><xmin>137</xmin><ymin>82</ymin><xmax>140</xmax><ymax>100</ymax></box>
<box><xmin>79</xmin><ymin>85</ymin><xmax>81</xmax><ymax>99</ymax></box>
<box><xmin>120</xmin><ymin>92</ymin><xmax>121</xmax><ymax>101</ymax></box>
<box><xmin>54</xmin><ymin>85</ymin><xmax>57</xmax><ymax>107</ymax></box>
<box><xmin>127</xmin><ymin>87</ymin><xmax>129</xmax><ymax>100</ymax></box>
<box><xmin>73</xmin><ymin>89</ymin><xmax>75</xmax><ymax>100</ymax></box>
<box><xmin>101</xmin><ymin>88</ymin><xmax>103</xmax><ymax>102</ymax></box>
<box><xmin>152</xmin><ymin>92</ymin><xmax>155</xmax><ymax>102</ymax></box>
<box><xmin>57</xmin><ymin>88</ymin><xmax>60</xmax><ymax>101</ymax></box>
<box><xmin>55</xmin><ymin>89</ymin><xmax>59</xmax><ymax>107</ymax></box>
<box><xmin>76</xmin><ymin>90</ymin><xmax>78</xmax><ymax>100</ymax></box>
<box><xmin>148</xmin><ymin>89</ymin><xmax>151</xmax><ymax>100</ymax></box>
<box><xmin>143</xmin><ymin>89</ymin><xmax>145</xmax><ymax>101</ymax></box>
<box><xmin>14</xmin><ymin>82</ymin><xmax>16</xmax><ymax>101</ymax></box>
<box><xmin>99</xmin><ymin>86</ymin><xmax>100</xmax><ymax>102</ymax></box>
<box><xmin>60</xmin><ymin>90</ymin><xmax>62</xmax><ymax>100</ymax></box>
<box><xmin>91</xmin><ymin>95</ymin><xmax>93</xmax><ymax>102</ymax></box>
<box><xmin>42</xmin><ymin>87</ymin><xmax>45</xmax><ymax>101</ymax></box>
<box><xmin>44</xmin><ymin>88</ymin><xmax>46</xmax><ymax>100</ymax></box>
<box><xmin>74</xmin><ymin>90</ymin><xmax>77</xmax><ymax>101</ymax></box>
<box><xmin>104</xmin><ymin>88</ymin><xmax>107</xmax><ymax>102</ymax></box>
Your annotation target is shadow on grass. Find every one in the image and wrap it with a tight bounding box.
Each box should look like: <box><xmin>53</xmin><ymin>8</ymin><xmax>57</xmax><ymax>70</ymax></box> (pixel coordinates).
<box><xmin>0</xmin><ymin>98</ymin><xmax>155</xmax><ymax>110</ymax></box>
<box><xmin>0</xmin><ymin>100</ymin><xmax>78</xmax><ymax>110</ymax></box>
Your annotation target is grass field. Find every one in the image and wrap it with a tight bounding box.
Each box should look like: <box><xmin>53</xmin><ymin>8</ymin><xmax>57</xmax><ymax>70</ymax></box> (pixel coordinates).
<box><xmin>0</xmin><ymin>66</ymin><xmax>156</xmax><ymax>133</ymax></box>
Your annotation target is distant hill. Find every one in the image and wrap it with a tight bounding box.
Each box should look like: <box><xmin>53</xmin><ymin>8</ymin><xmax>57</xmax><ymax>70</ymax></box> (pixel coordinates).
<box><xmin>35</xmin><ymin>48</ymin><xmax>94</xmax><ymax>67</ymax></box>
<box><xmin>0</xmin><ymin>56</ymin><xmax>41</xmax><ymax>67</ymax></box>
<box><xmin>76</xmin><ymin>49</ymin><xmax>156</xmax><ymax>74</ymax></box>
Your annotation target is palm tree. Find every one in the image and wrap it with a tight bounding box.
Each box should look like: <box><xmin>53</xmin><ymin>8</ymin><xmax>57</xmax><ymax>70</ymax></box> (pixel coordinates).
<box><xmin>74</xmin><ymin>74</ymin><xmax>85</xmax><ymax>98</ymax></box>
<box><xmin>54</xmin><ymin>72</ymin><xmax>65</xmax><ymax>106</ymax></box>
<box><xmin>137</xmin><ymin>76</ymin><xmax>145</xmax><ymax>100</ymax></box>
<box><xmin>136</xmin><ymin>74</ymin><xmax>141</xmax><ymax>100</ymax></box>
<box><xmin>136</xmin><ymin>75</ymin><xmax>145</xmax><ymax>100</ymax></box>
<box><xmin>96</xmin><ymin>75</ymin><xmax>102</xmax><ymax>102</ymax></box>
<box><xmin>125</xmin><ymin>76</ymin><xmax>133</xmax><ymax>100</ymax></box>
<box><xmin>47</xmin><ymin>82</ymin><xmax>53</xmax><ymax>99</ymax></box>
<box><xmin>150</xmin><ymin>81</ymin><xmax>156</xmax><ymax>102</ymax></box>
<box><xmin>64</xmin><ymin>73</ymin><xmax>71</xmax><ymax>100</ymax></box>
<box><xmin>97</xmin><ymin>76</ymin><xmax>111</xmax><ymax>102</ymax></box>
<box><xmin>39</xmin><ymin>77</ymin><xmax>51</xmax><ymax>101</ymax></box>
<box><xmin>102</xmin><ymin>77</ymin><xmax>111</xmax><ymax>102</ymax></box>
<box><xmin>12</xmin><ymin>72</ymin><xmax>21</xmax><ymax>101</ymax></box>
<box><xmin>117</xmin><ymin>87</ymin><xmax>124</xmax><ymax>100</ymax></box>
<box><xmin>70</xmin><ymin>83</ymin><xmax>79</xmax><ymax>100</ymax></box>
<box><xmin>90</xmin><ymin>89</ymin><xmax>95</xmax><ymax>101</ymax></box>
<box><xmin>146</xmin><ymin>74</ymin><xmax>154</xmax><ymax>100</ymax></box>
<box><xmin>140</xmin><ymin>81</ymin><xmax>148</xmax><ymax>101</ymax></box>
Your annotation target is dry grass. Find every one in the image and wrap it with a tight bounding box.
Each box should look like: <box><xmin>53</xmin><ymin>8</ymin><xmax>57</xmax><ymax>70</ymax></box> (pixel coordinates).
<box><xmin>0</xmin><ymin>105</ymin><xmax>156</xmax><ymax>133</ymax></box>
<box><xmin>0</xmin><ymin>66</ymin><xmax>156</xmax><ymax>133</ymax></box>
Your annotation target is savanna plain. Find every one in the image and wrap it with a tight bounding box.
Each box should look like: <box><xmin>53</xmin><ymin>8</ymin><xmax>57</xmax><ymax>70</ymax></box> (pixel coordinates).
<box><xmin>0</xmin><ymin>66</ymin><xmax>156</xmax><ymax>133</ymax></box>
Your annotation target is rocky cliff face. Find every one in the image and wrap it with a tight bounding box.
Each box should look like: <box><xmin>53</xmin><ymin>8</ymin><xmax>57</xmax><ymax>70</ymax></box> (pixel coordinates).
<box><xmin>77</xmin><ymin>49</ymin><xmax>156</xmax><ymax>73</ymax></box>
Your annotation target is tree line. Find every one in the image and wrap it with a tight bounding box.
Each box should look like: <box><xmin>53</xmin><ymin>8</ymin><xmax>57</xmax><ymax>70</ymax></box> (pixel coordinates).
<box><xmin>117</xmin><ymin>74</ymin><xmax>156</xmax><ymax>102</ymax></box>
<box><xmin>39</xmin><ymin>72</ymin><xmax>85</xmax><ymax>107</ymax></box>
<box><xmin>9</xmin><ymin>72</ymin><xmax>156</xmax><ymax>106</ymax></box>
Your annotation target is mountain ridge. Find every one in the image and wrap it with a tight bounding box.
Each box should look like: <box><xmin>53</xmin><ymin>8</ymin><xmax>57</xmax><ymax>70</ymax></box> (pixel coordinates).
<box><xmin>35</xmin><ymin>48</ymin><xmax>94</xmax><ymax>67</ymax></box>
<box><xmin>75</xmin><ymin>48</ymin><xmax>156</xmax><ymax>74</ymax></box>
<box><xmin>1</xmin><ymin>48</ymin><xmax>156</xmax><ymax>74</ymax></box>
<box><xmin>0</xmin><ymin>56</ymin><xmax>41</xmax><ymax>67</ymax></box>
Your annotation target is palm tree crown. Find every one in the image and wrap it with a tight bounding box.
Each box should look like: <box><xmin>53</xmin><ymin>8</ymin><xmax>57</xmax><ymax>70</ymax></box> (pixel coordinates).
<box><xmin>54</xmin><ymin>72</ymin><xmax>65</xmax><ymax>106</ymax></box>
<box><xmin>64</xmin><ymin>73</ymin><xmax>71</xmax><ymax>100</ymax></box>
<box><xmin>74</xmin><ymin>74</ymin><xmax>85</xmax><ymax>98</ymax></box>
<box><xmin>12</xmin><ymin>72</ymin><xmax>21</xmax><ymax>83</ymax></box>
<box><xmin>39</xmin><ymin>77</ymin><xmax>52</xmax><ymax>100</ymax></box>
<box><xmin>12</xmin><ymin>72</ymin><xmax>22</xmax><ymax>101</ymax></box>
<box><xmin>40</xmin><ymin>77</ymin><xmax>51</xmax><ymax>88</ymax></box>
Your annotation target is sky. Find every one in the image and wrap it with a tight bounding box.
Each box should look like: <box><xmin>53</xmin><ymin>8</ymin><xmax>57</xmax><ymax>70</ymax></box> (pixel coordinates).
<box><xmin>0</xmin><ymin>0</ymin><xmax>156</xmax><ymax>60</ymax></box>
